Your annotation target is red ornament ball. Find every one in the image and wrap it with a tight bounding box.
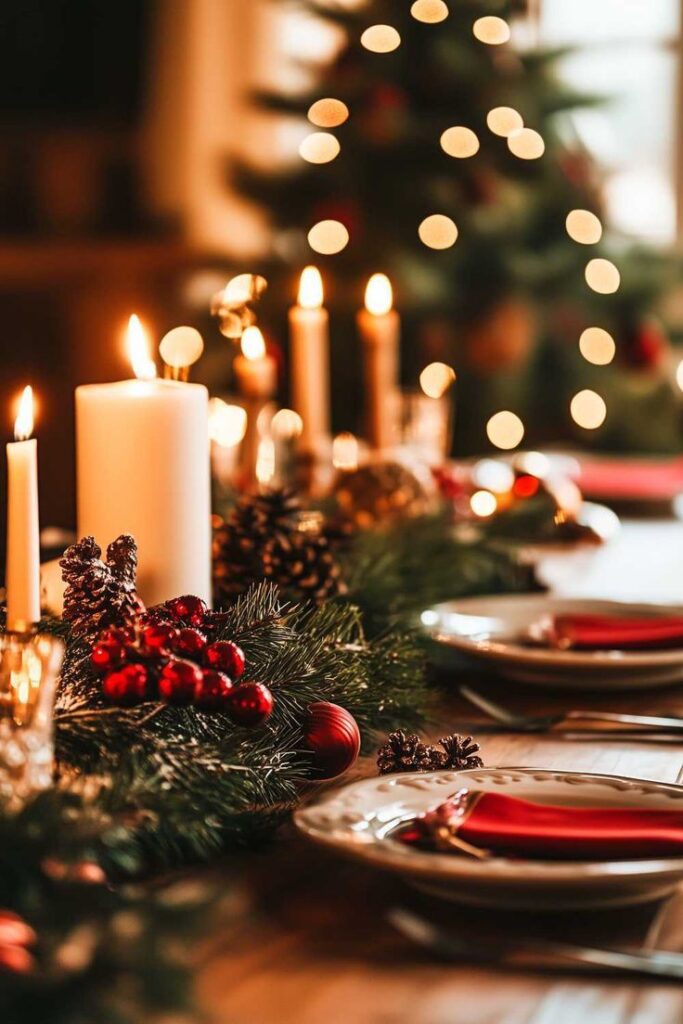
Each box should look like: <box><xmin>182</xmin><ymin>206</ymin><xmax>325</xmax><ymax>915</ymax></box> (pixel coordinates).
<box><xmin>194</xmin><ymin>669</ymin><xmax>234</xmax><ymax>711</ymax></box>
<box><xmin>172</xmin><ymin>627</ymin><xmax>207</xmax><ymax>658</ymax></box>
<box><xmin>304</xmin><ymin>702</ymin><xmax>361</xmax><ymax>779</ymax></box>
<box><xmin>103</xmin><ymin>664</ymin><xmax>149</xmax><ymax>706</ymax></box>
<box><xmin>165</xmin><ymin>595</ymin><xmax>207</xmax><ymax>627</ymax></box>
<box><xmin>91</xmin><ymin>639</ymin><xmax>126</xmax><ymax>674</ymax></box>
<box><xmin>158</xmin><ymin>659</ymin><xmax>203</xmax><ymax>705</ymax></box>
<box><xmin>204</xmin><ymin>640</ymin><xmax>245</xmax><ymax>679</ymax></box>
<box><xmin>100</xmin><ymin>626</ymin><xmax>135</xmax><ymax>644</ymax></box>
<box><xmin>142</xmin><ymin>623</ymin><xmax>178</xmax><ymax>651</ymax></box>
<box><xmin>228</xmin><ymin>681</ymin><xmax>274</xmax><ymax>727</ymax></box>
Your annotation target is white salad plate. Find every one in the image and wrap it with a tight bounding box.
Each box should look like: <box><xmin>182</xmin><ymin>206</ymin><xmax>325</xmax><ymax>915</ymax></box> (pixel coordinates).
<box><xmin>421</xmin><ymin>594</ymin><xmax>683</xmax><ymax>689</ymax></box>
<box><xmin>295</xmin><ymin>767</ymin><xmax>683</xmax><ymax>910</ymax></box>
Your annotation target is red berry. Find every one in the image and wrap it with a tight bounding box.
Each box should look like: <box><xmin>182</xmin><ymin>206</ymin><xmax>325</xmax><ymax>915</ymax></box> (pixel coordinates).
<box><xmin>158</xmin><ymin>659</ymin><xmax>203</xmax><ymax>705</ymax></box>
<box><xmin>228</xmin><ymin>682</ymin><xmax>274</xmax><ymax>727</ymax></box>
<box><xmin>204</xmin><ymin>640</ymin><xmax>245</xmax><ymax>679</ymax></box>
<box><xmin>99</xmin><ymin>626</ymin><xmax>135</xmax><ymax>644</ymax></box>
<box><xmin>102</xmin><ymin>664</ymin><xmax>149</xmax><ymax>705</ymax></box>
<box><xmin>91</xmin><ymin>640</ymin><xmax>126</xmax><ymax>674</ymax></box>
<box><xmin>194</xmin><ymin>669</ymin><xmax>234</xmax><ymax>711</ymax></box>
<box><xmin>142</xmin><ymin>623</ymin><xmax>179</xmax><ymax>651</ymax></box>
<box><xmin>165</xmin><ymin>595</ymin><xmax>208</xmax><ymax>627</ymax></box>
<box><xmin>172</xmin><ymin>627</ymin><xmax>207</xmax><ymax>658</ymax></box>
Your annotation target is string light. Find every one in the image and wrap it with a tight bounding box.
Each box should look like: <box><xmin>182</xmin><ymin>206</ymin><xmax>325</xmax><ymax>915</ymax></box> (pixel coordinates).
<box><xmin>570</xmin><ymin>390</ymin><xmax>607</xmax><ymax>430</ymax></box>
<box><xmin>419</xmin><ymin>362</ymin><xmax>456</xmax><ymax>398</ymax></box>
<box><xmin>487</xmin><ymin>107</ymin><xmax>523</xmax><ymax>138</ymax></box>
<box><xmin>418</xmin><ymin>214</ymin><xmax>458</xmax><ymax>249</ymax></box>
<box><xmin>361</xmin><ymin>25</ymin><xmax>401</xmax><ymax>53</ymax></box>
<box><xmin>299</xmin><ymin>132</ymin><xmax>340</xmax><ymax>164</ymax></box>
<box><xmin>308</xmin><ymin>98</ymin><xmax>349</xmax><ymax>128</ymax></box>
<box><xmin>579</xmin><ymin>327</ymin><xmax>615</xmax><ymax>366</ymax></box>
<box><xmin>486</xmin><ymin>410</ymin><xmax>525</xmax><ymax>450</ymax></box>
<box><xmin>473</xmin><ymin>16</ymin><xmax>510</xmax><ymax>45</ymax></box>
<box><xmin>411</xmin><ymin>0</ymin><xmax>449</xmax><ymax>23</ymax></box>
<box><xmin>566</xmin><ymin>209</ymin><xmax>602</xmax><ymax>245</ymax></box>
<box><xmin>308</xmin><ymin>220</ymin><xmax>349</xmax><ymax>255</ymax></box>
<box><xmin>507</xmin><ymin>127</ymin><xmax>545</xmax><ymax>160</ymax></box>
<box><xmin>441</xmin><ymin>126</ymin><xmax>479</xmax><ymax>158</ymax></box>
<box><xmin>585</xmin><ymin>258</ymin><xmax>620</xmax><ymax>294</ymax></box>
<box><xmin>470</xmin><ymin>490</ymin><xmax>498</xmax><ymax>517</ymax></box>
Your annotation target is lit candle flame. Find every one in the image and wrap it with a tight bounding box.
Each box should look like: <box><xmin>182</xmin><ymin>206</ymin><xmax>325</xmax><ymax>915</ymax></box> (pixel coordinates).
<box><xmin>127</xmin><ymin>314</ymin><xmax>157</xmax><ymax>381</ymax></box>
<box><xmin>241</xmin><ymin>326</ymin><xmax>266</xmax><ymax>361</ymax></box>
<box><xmin>298</xmin><ymin>266</ymin><xmax>324</xmax><ymax>310</ymax></box>
<box><xmin>364</xmin><ymin>273</ymin><xmax>393</xmax><ymax>316</ymax></box>
<box><xmin>14</xmin><ymin>385</ymin><xmax>34</xmax><ymax>441</ymax></box>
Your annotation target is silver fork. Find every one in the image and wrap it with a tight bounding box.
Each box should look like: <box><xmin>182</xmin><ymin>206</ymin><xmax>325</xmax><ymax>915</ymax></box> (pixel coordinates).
<box><xmin>460</xmin><ymin>685</ymin><xmax>683</xmax><ymax>735</ymax></box>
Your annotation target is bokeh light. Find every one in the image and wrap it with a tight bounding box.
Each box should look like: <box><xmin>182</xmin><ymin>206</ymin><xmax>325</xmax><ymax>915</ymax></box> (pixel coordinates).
<box><xmin>471</xmin><ymin>459</ymin><xmax>515</xmax><ymax>493</ymax></box>
<box><xmin>208</xmin><ymin>398</ymin><xmax>247</xmax><ymax>448</ymax></box>
<box><xmin>570</xmin><ymin>390</ymin><xmax>607</xmax><ymax>429</ymax></box>
<box><xmin>566</xmin><ymin>209</ymin><xmax>603</xmax><ymax>245</ymax></box>
<box><xmin>441</xmin><ymin>126</ymin><xmax>480</xmax><ymax>158</ymax></box>
<box><xmin>486</xmin><ymin>410</ymin><xmax>525</xmax><ymax>450</ymax></box>
<box><xmin>507</xmin><ymin>128</ymin><xmax>545</xmax><ymax>160</ymax></box>
<box><xmin>308</xmin><ymin>98</ymin><xmax>349</xmax><ymax>128</ymax></box>
<box><xmin>470</xmin><ymin>490</ymin><xmax>498</xmax><ymax>517</ymax></box>
<box><xmin>585</xmin><ymin>258</ymin><xmax>620</xmax><ymax>294</ymax></box>
<box><xmin>487</xmin><ymin>106</ymin><xmax>524</xmax><ymax>138</ymax></box>
<box><xmin>299</xmin><ymin>132</ymin><xmax>340</xmax><ymax>164</ymax></box>
<box><xmin>361</xmin><ymin>25</ymin><xmax>401</xmax><ymax>52</ymax></box>
<box><xmin>411</xmin><ymin>0</ymin><xmax>449</xmax><ymax>23</ymax></box>
<box><xmin>308</xmin><ymin>220</ymin><xmax>350</xmax><ymax>255</ymax></box>
<box><xmin>271</xmin><ymin>408</ymin><xmax>304</xmax><ymax>440</ymax></box>
<box><xmin>579</xmin><ymin>327</ymin><xmax>616</xmax><ymax>366</ymax></box>
<box><xmin>419</xmin><ymin>362</ymin><xmax>456</xmax><ymax>398</ymax></box>
<box><xmin>473</xmin><ymin>16</ymin><xmax>510</xmax><ymax>44</ymax></box>
<box><xmin>418</xmin><ymin>214</ymin><xmax>458</xmax><ymax>249</ymax></box>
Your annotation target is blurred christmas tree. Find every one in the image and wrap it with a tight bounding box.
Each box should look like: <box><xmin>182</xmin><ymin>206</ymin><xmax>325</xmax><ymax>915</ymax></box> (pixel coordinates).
<box><xmin>236</xmin><ymin>0</ymin><xmax>680</xmax><ymax>453</ymax></box>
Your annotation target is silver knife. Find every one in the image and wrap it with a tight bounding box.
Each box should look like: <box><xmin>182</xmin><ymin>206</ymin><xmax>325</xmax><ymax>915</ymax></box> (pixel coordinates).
<box><xmin>389</xmin><ymin>907</ymin><xmax>683</xmax><ymax>979</ymax></box>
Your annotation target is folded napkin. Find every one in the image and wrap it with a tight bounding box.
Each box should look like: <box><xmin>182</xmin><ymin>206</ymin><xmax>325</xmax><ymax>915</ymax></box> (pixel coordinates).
<box><xmin>546</xmin><ymin>613</ymin><xmax>683</xmax><ymax>650</ymax></box>
<box><xmin>398</xmin><ymin>788</ymin><xmax>683</xmax><ymax>860</ymax></box>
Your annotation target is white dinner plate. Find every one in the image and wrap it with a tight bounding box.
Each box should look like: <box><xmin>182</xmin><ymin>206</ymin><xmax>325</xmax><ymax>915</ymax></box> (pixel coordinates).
<box><xmin>421</xmin><ymin>595</ymin><xmax>683</xmax><ymax>689</ymax></box>
<box><xmin>295</xmin><ymin>767</ymin><xmax>683</xmax><ymax>909</ymax></box>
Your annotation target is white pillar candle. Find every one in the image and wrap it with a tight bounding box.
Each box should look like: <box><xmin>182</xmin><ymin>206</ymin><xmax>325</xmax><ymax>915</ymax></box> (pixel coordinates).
<box><xmin>75</xmin><ymin>315</ymin><xmax>211</xmax><ymax>607</ymax></box>
<box><xmin>357</xmin><ymin>274</ymin><xmax>400</xmax><ymax>450</ymax></box>
<box><xmin>6</xmin><ymin>386</ymin><xmax>41</xmax><ymax>632</ymax></box>
<box><xmin>288</xmin><ymin>266</ymin><xmax>330</xmax><ymax>452</ymax></box>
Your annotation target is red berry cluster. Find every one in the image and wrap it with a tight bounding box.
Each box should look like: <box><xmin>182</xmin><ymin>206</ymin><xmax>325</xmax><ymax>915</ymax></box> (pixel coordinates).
<box><xmin>90</xmin><ymin>594</ymin><xmax>274</xmax><ymax>726</ymax></box>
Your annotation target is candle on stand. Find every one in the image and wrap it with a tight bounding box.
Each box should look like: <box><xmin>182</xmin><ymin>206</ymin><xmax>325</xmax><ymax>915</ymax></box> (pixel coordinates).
<box><xmin>357</xmin><ymin>273</ymin><xmax>400</xmax><ymax>450</ymax></box>
<box><xmin>288</xmin><ymin>267</ymin><xmax>330</xmax><ymax>453</ymax></box>
<box><xmin>233</xmin><ymin>327</ymin><xmax>277</xmax><ymax>487</ymax></box>
<box><xmin>76</xmin><ymin>315</ymin><xmax>211</xmax><ymax>607</ymax></box>
<box><xmin>6</xmin><ymin>386</ymin><xmax>41</xmax><ymax>633</ymax></box>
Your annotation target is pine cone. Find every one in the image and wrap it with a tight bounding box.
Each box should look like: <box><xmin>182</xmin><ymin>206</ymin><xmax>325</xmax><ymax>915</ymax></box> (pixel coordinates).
<box><xmin>262</xmin><ymin>531</ymin><xmax>347</xmax><ymax>604</ymax></box>
<box><xmin>60</xmin><ymin>535</ymin><xmax>144</xmax><ymax>639</ymax></box>
<box><xmin>106</xmin><ymin>534</ymin><xmax>137</xmax><ymax>585</ymax></box>
<box><xmin>377</xmin><ymin>731</ymin><xmax>444</xmax><ymax>775</ymax></box>
<box><xmin>438</xmin><ymin>734</ymin><xmax>484</xmax><ymax>771</ymax></box>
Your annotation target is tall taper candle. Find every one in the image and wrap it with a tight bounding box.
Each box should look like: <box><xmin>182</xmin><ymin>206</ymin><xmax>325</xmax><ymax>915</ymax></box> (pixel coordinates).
<box><xmin>76</xmin><ymin>315</ymin><xmax>211</xmax><ymax>607</ymax></box>
<box><xmin>289</xmin><ymin>266</ymin><xmax>330</xmax><ymax>452</ymax></box>
<box><xmin>6</xmin><ymin>386</ymin><xmax>41</xmax><ymax>632</ymax></box>
<box><xmin>357</xmin><ymin>274</ymin><xmax>400</xmax><ymax>450</ymax></box>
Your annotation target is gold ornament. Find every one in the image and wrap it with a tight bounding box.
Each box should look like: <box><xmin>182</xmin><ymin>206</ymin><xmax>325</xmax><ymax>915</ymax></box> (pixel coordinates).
<box><xmin>332</xmin><ymin>462</ymin><xmax>431</xmax><ymax>530</ymax></box>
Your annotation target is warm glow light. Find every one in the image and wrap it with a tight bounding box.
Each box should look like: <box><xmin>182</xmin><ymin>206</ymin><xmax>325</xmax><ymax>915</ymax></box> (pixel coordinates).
<box><xmin>487</xmin><ymin>107</ymin><xmax>523</xmax><ymax>138</ymax></box>
<box><xmin>14</xmin><ymin>385</ymin><xmax>34</xmax><ymax>441</ymax></box>
<box><xmin>308</xmin><ymin>98</ymin><xmax>349</xmax><ymax>128</ymax></box>
<box><xmin>579</xmin><ymin>327</ymin><xmax>615</xmax><ymax>366</ymax></box>
<box><xmin>411</xmin><ymin>0</ymin><xmax>449</xmax><ymax>24</ymax></box>
<box><xmin>472</xmin><ymin>459</ymin><xmax>515</xmax><ymax>493</ymax></box>
<box><xmin>473</xmin><ymin>16</ymin><xmax>510</xmax><ymax>44</ymax></box>
<box><xmin>298</xmin><ymin>266</ymin><xmax>324</xmax><ymax>309</ymax></box>
<box><xmin>566</xmin><ymin>209</ymin><xmax>603</xmax><ymax>245</ymax></box>
<box><xmin>470</xmin><ymin>490</ymin><xmax>498</xmax><ymax>517</ymax></box>
<box><xmin>365</xmin><ymin>273</ymin><xmax>393</xmax><ymax>316</ymax></box>
<box><xmin>255</xmin><ymin>437</ymin><xmax>276</xmax><ymax>485</ymax></box>
<box><xmin>127</xmin><ymin>314</ymin><xmax>157</xmax><ymax>381</ymax></box>
<box><xmin>223</xmin><ymin>273</ymin><xmax>268</xmax><ymax>307</ymax></box>
<box><xmin>486</xmin><ymin>410</ymin><xmax>525</xmax><ymax>450</ymax></box>
<box><xmin>570</xmin><ymin>390</ymin><xmax>607</xmax><ymax>430</ymax></box>
<box><xmin>299</xmin><ymin>132</ymin><xmax>341</xmax><ymax>164</ymax></box>
<box><xmin>441</xmin><ymin>126</ymin><xmax>479</xmax><ymax>158</ymax></box>
<box><xmin>585</xmin><ymin>258</ymin><xmax>620</xmax><ymax>294</ymax></box>
<box><xmin>361</xmin><ymin>24</ymin><xmax>401</xmax><ymax>53</ymax></box>
<box><xmin>241</xmin><ymin>326</ymin><xmax>266</xmax><ymax>361</ymax></box>
<box><xmin>515</xmin><ymin>451</ymin><xmax>551</xmax><ymax>479</ymax></box>
<box><xmin>677</xmin><ymin>360</ymin><xmax>683</xmax><ymax>392</ymax></box>
<box><xmin>507</xmin><ymin>128</ymin><xmax>545</xmax><ymax>160</ymax></box>
<box><xmin>332</xmin><ymin>431</ymin><xmax>360</xmax><ymax>471</ymax></box>
<box><xmin>419</xmin><ymin>362</ymin><xmax>456</xmax><ymax>398</ymax></box>
<box><xmin>208</xmin><ymin>398</ymin><xmax>247</xmax><ymax>448</ymax></box>
<box><xmin>419</xmin><ymin>214</ymin><xmax>458</xmax><ymax>249</ymax></box>
<box><xmin>308</xmin><ymin>220</ymin><xmax>349</xmax><ymax>255</ymax></box>
<box><xmin>271</xmin><ymin>408</ymin><xmax>304</xmax><ymax>440</ymax></box>
<box><xmin>159</xmin><ymin>326</ymin><xmax>204</xmax><ymax>369</ymax></box>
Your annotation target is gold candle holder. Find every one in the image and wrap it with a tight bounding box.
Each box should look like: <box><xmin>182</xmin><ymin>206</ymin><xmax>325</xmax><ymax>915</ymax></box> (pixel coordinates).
<box><xmin>0</xmin><ymin>632</ymin><xmax>63</xmax><ymax>810</ymax></box>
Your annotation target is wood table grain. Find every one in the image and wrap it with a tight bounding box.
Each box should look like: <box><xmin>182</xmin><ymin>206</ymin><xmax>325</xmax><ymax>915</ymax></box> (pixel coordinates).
<box><xmin>199</xmin><ymin>521</ymin><xmax>683</xmax><ymax>1024</ymax></box>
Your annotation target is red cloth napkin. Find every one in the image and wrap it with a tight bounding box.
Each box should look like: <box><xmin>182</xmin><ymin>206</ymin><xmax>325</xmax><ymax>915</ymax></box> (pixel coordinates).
<box><xmin>400</xmin><ymin>790</ymin><xmax>683</xmax><ymax>860</ymax></box>
<box><xmin>548</xmin><ymin>613</ymin><xmax>683</xmax><ymax>650</ymax></box>
<box><xmin>577</xmin><ymin>457</ymin><xmax>683</xmax><ymax>502</ymax></box>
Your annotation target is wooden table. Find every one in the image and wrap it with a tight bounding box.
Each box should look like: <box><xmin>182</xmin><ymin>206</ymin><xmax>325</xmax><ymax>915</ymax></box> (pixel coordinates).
<box><xmin>199</xmin><ymin>521</ymin><xmax>683</xmax><ymax>1024</ymax></box>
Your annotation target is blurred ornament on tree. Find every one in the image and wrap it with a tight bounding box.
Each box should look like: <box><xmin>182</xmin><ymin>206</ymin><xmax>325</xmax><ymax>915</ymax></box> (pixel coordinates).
<box><xmin>464</xmin><ymin>297</ymin><xmax>536</xmax><ymax>373</ymax></box>
<box><xmin>331</xmin><ymin>462</ymin><xmax>433</xmax><ymax>531</ymax></box>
